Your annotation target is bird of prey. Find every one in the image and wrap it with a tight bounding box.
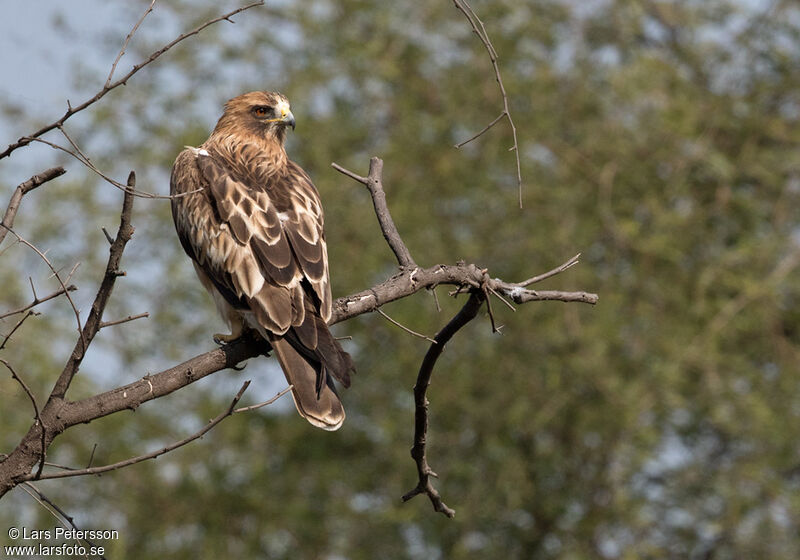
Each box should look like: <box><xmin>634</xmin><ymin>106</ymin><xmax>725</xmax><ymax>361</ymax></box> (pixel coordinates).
<box><xmin>170</xmin><ymin>91</ymin><xmax>354</xmax><ymax>430</ymax></box>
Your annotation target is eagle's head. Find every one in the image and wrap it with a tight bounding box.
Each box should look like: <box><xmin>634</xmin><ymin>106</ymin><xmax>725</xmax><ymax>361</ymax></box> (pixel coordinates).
<box><xmin>213</xmin><ymin>91</ymin><xmax>296</xmax><ymax>144</ymax></box>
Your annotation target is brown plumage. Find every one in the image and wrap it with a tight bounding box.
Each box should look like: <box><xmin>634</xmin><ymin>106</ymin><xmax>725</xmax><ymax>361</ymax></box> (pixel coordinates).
<box><xmin>170</xmin><ymin>91</ymin><xmax>354</xmax><ymax>430</ymax></box>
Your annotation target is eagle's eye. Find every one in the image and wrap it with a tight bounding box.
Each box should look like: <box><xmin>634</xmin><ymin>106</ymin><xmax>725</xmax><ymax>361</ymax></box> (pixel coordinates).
<box><xmin>253</xmin><ymin>106</ymin><xmax>271</xmax><ymax>118</ymax></box>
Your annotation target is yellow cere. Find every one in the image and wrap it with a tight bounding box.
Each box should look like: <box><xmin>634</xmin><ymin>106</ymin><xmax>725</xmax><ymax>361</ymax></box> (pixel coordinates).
<box><xmin>275</xmin><ymin>100</ymin><xmax>291</xmax><ymax>118</ymax></box>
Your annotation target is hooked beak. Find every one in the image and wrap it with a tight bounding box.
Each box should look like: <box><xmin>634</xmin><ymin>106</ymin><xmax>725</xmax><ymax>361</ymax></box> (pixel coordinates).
<box><xmin>275</xmin><ymin>100</ymin><xmax>295</xmax><ymax>130</ymax></box>
<box><xmin>282</xmin><ymin>110</ymin><xmax>296</xmax><ymax>130</ymax></box>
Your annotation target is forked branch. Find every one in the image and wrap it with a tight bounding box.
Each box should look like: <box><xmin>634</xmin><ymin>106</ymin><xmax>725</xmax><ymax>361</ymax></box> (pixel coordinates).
<box><xmin>402</xmin><ymin>291</ymin><xmax>485</xmax><ymax>517</ymax></box>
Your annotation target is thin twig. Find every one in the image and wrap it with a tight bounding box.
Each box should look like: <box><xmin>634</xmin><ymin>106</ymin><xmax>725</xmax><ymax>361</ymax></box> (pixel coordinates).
<box><xmin>486</xmin><ymin>285</ymin><xmax>516</xmax><ymax>312</ymax></box>
<box><xmin>0</xmin><ymin>229</ymin><xmax>83</xmax><ymax>338</ymax></box>
<box><xmin>0</xmin><ymin>1</ymin><xmax>265</xmax><ymax>161</ymax></box>
<box><xmin>0</xmin><ymin>310</ymin><xmax>37</xmax><ymax>351</ymax></box>
<box><xmin>99</xmin><ymin>312</ymin><xmax>149</xmax><ymax>329</ymax></box>
<box><xmin>106</xmin><ymin>0</ymin><xmax>158</xmax><ymax>88</ymax></box>
<box><xmin>32</xmin><ymin>381</ymin><xmax>251</xmax><ymax>480</ymax></box>
<box><xmin>484</xmin><ymin>286</ymin><xmax>498</xmax><ymax>332</ymax></box>
<box><xmin>430</xmin><ymin>286</ymin><xmax>442</xmax><ymax>312</ymax></box>
<box><xmin>454</xmin><ymin>112</ymin><xmax>505</xmax><ymax>148</ymax></box>
<box><xmin>453</xmin><ymin>0</ymin><xmax>523</xmax><ymax>206</ymax></box>
<box><xmin>512</xmin><ymin>253</ymin><xmax>581</xmax><ymax>287</ymax></box>
<box><xmin>0</xmin><ymin>360</ymin><xmax>46</xmax><ymax>478</ymax></box>
<box><xmin>402</xmin><ymin>291</ymin><xmax>485</xmax><ymax>517</ymax></box>
<box><xmin>21</xmin><ymin>483</ymin><xmax>108</xmax><ymax>559</ymax></box>
<box><xmin>28</xmin><ymin>134</ymin><xmax>170</xmax><ymax>199</ymax></box>
<box><xmin>376</xmin><ymin>308</ymin><xmax>437</xmax><ymax>344</ymax></box>
<box><xmin>0</xmin><ymin>167</ymin><xmax>66</xmax><ymax>247</ymax></box>
<box><xmin>234</xmin><ymin>385</ymin><xmax>292</xmax><ymax>413</ymax></box>
<box><xmin>0</xmin><ymin>284</ymin><xmax>77</xmax><ymax>320</ymax></box>
<box><xmin>87</xmin><ymin>443</ymin><xmax>97</xmax><ymax>469</ymax></box>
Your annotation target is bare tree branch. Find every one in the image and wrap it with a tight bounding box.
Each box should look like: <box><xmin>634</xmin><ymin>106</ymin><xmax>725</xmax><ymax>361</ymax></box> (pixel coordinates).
<box><xmin>234</xmin><ymin>385</ymin><xmax>293</xmax><ymax>413</ymax></box>
<box><xmin>98</xmin><ymin>312</ymin><xmax>149</xmax><ymax>330</ymax></box>
<box><xmin>402</xmin><ymin>291</ymin><xmax>486</xmax><ymax>517</ymax></box>
<box><xmin>512</xmin><ymin>253</ymin><xmax>582</xmax><ymax>287</ymax></box>
<box><xmin>0</xmin><ymin>284</ymin><xmax>77</xmax><ymax>320</ymax></box>
<box><xmin>49</xmin><ymin>172</ymin><xmax>136</xmax><ymax>400</ymax></box>
<box><xmin>0</xmin><ymin>167</ymin><xmax>66</xmax><ymax>247</ymax></box>
<box><xmin>332</xmin><ymin>158</ymin><xmax>417</xmax><ymax>268</ymax></box>
<box><xmin>32</xmin><ymin>382</ymin><xmax>251</xmax><ymax>481</ymax></box>
<box><xmin>0</xmin><ymin>360</ymin><xmax>46</xmax><ymax>479</ymax></box>
<box><xmin>452</xmin><ymin>0</ymin><xmax>523</xmax><ymax>207</ymax></box>
<box><xmin>0</xmin><ymin>310</ymin><xmax>37</xmax><ymax>351</ymax></box>
<box><xmin>0</xmin><ymin>1</ymin><xmax>265</xmax><ymax>161</ymax></box>
<box><xmin>2</xmin><ymin>229</ymin><xmax>84</xmax><ymax>338</ymax></box>
<box><xmin>376</xmin><ymin>308</ymin><xmax>437</xmax><ymax>344</ymax></box>
<box><xmin>26</xmin><ymin>134</ymin><xmax>172</xmax><ymax>199</ymax></box>
<box><xmin>20</xmin><ymin>483</ymin><xmax>108</xmax><ymax>559</ymax></box>
<box><xmin>0</xmin><ymin>152</ymin><xmax>596</xmax><ymax>509</ymax></box>
<box><xmin>106</xmin><ymin>0</ymin><xmax>158</xmax><ymax>88</ymax></box>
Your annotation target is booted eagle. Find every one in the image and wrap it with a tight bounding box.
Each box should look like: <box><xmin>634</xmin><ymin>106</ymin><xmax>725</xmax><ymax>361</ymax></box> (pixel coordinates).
<box><xmin>170</xmin><ymin>91</ymin><xmax>354</xmax><ymax>430</ymax></box>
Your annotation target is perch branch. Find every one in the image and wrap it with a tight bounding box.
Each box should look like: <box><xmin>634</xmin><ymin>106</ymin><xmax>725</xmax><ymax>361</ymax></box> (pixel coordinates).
<box><xmin>0</xmin><ymin>157</ymin><xmax>596</xmax><ymax>501</ymax></box>
<box><xmin>402</xmin><ymin>291</ymin><xmax>485</xmax><ymax>517</ymax></box>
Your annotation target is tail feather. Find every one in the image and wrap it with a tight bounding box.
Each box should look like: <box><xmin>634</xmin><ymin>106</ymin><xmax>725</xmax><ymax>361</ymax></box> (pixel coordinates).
<box><xmin>289</xmin><ymin>299</ymin><xmax>354</xmax><ymax>388</ymax></box>
<box><xmin>268</xmin><ymin>335</ymin><xmax>346</xmax><ymax>431</ymax></box>
<box><xmin>285</xmin><ymin>318</ymin><xmax>354</xmax><ymax>389</ymax></box>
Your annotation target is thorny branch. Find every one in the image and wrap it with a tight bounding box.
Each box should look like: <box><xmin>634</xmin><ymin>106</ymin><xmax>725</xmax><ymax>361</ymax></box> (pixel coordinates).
<box><xmin>2</xmin><ymin>228</ymin><xmax>84</xmax><ymax>340</ymax></box>
<box><xmin>49</xmin><ymin>172</ymin><xmax>136</xmax><ymax>400</ymax></box>
<box><xmin>24</xmin><ymin>128</ymin><xmax>174</xmax><ymax>199</ymax></box>
<box><xmin>0</xmin><ymin>284</ymin><xmax>77</xmax><ymax>321</ymax></box>
<box><xmin>32</xmin><ymin>382</ymin><xmax>252</xmax><ymax>481</ymax></box>
<box><xmin>332</xmin><ymin>158</ymin><xmax>596</xmax><ymax>516</ymax></box>
<box><xmin>20</xmin><ymin>483</ymin><xmax>108</xmax><ymax>559</ymax></box>
<box><xmin>452</xmin><ymin>0</ymin><xmax>523</xmax><ymax>207</ymax></box>
<box><xmin>106</xmin><ymin>0</ymin><xmax>158</xmax><ymax>88</ymax></box>
<box><xmin>0</xmin><ymin>0</ymin><xmax>265</xmax><ymax>161</ymax></box>
<box><xmin>98</xmin><ymin>312</ymin><xmax>150</xmax><ymax>330</ymax></box>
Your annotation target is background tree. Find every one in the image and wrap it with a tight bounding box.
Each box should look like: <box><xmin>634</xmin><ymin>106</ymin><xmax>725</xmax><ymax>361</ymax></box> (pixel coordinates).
<box><xmin>1</xmin><ymin>0</ymin><xmax>800</xmax><ymax>558</ymax></box>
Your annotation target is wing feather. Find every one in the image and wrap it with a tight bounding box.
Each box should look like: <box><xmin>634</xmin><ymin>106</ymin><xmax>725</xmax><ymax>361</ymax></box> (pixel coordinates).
<box><xmin>171</xmin><ymin>146</ymin><xmax>333</xmax><ymax>334</ymax></box>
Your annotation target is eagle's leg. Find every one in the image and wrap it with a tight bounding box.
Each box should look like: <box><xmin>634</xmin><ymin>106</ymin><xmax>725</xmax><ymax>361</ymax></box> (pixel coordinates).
<box><xmin>213</xmin><ymin>313</ymin><xmax>245</xmax><ymax>345</ymax></box>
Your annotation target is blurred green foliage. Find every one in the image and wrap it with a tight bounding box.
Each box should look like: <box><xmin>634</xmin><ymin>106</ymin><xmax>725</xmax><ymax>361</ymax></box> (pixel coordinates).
<box><xmin>1</xmin><ymin>0</ymin><xmax>800</xmax><ymax>557</ymax></box>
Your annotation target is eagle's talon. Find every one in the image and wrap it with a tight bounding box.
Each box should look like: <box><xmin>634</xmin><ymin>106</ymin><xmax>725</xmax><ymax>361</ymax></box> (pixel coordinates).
<box><xmin>213</xmin><ymin>332</ymin><xmax>241</xmax><ymax>345</ymax></box>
